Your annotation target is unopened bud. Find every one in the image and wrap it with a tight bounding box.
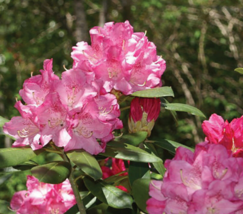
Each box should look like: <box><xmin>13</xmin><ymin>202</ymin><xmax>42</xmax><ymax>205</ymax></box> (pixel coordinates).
<box><xmin>128</xmin><ymin>97</ymin><xmax>160</xmax><ymax>136</ymax></box>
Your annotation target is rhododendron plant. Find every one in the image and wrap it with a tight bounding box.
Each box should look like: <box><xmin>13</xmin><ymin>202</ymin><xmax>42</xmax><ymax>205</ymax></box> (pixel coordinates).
<box><xmin>3</xmin><ymin>20</ymin><xmax>237</xmax><ymax>214</ymax></box>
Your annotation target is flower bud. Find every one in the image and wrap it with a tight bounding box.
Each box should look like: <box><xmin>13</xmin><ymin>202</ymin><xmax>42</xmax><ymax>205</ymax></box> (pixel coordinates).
<box><xmin>128</xmin><ymin>97</ymin><xmax>160</xmax><ymax>136</ymax></box>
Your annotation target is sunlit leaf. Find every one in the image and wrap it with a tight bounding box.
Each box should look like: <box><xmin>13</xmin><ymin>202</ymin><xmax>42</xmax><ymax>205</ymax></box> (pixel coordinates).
<box><xmin>84</xmin><ymin>177</ymin><xmax>133</xmax><ymax>209</ymax></box>
<box><xmin>161</xmin><ymin>102</ymin><xmax>205</xmax><ymax>118</ymax></box>
<box><xmin>68</xmin><ymin>150</ymin><xmax>102</xmax><ymax>180</ymax></box>
<box><xmin>0</xmin><ymin>147</ymin><xmax>38</xmax><ymax>169</ymax></box>
<box><xmin>131</xmin><ymin>87</ymin><xmax>174</xmax><ymax>98</ymax></box>
<box><xmin>31</xmin><ymin>161</ymin><xmax>71</xmax><ymax>184</ymax></box>
<box><xmin>235</xmin><ymin>68</ymin><xmax>243</xmax><ymax>74</ymax></box>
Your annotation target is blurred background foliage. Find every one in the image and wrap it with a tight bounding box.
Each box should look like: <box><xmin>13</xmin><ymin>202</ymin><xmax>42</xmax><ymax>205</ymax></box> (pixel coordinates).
<box><xmin>1</xmin><ymin>0</ymin><xmax>243</xmax><ymax>201</ymax></box>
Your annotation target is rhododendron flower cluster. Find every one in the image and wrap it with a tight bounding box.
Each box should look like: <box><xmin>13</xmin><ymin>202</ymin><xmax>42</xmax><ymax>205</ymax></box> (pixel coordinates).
<box><xmin>147</xmin><ymin>142</ymin><xmax>243</xmax><ymax>214</ymax></box>
<box><xmin>71</xmin><ymin>21</ymin><xmax>166</xmax><ymax>95</ymax></box>
<box><xmin>3</xmin><ymin>21</ymin><xmax>166</xmax><ymax>155</ymax></box>
<box><xmin>202</xmin><ymin>113</ymin><xmax>243</xmax><ymax>157</ymax></box>
<box><xmin>128</xmin><ymin>97</ymin><xmax>161</xmax><ymax>136</ymax></box>
<box><xmin>10</xmin><ymin>175</ymin><xmax>76</xmax><ymax>214</ymax></box>
<box><xmin>101</xmin><ymin>158</ymin><xmax>129</xmax><ymax>192</ymax></box>
<box><xmin>3</xmin><ymin>59</ymin><xmax>122</xmax><ymax>154</ymax></box>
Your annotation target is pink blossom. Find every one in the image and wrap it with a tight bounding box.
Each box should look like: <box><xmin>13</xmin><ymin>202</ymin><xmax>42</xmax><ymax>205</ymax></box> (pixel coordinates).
<box><xmin>71</xmin><ymin>21</ymin><xmax>166</xmax><ymax>95</ymax></box>
<box><xmin>64</xmin><ymin>93</ymin><xmax>122</xmax><ymax>154</ymax></box>
<box><xmin>19</xmin><ymin>59</ymin><xmax>59</xmax><ymax>106</ymax></box>
<box><xmin>10</xmin><ymin>175</ymin><xmax>76</xmax><ymax>214</ymax></box>
<box><xmin>4</xmin><ymin>58</ymin><xmax>123</xmax><ymax>154</ymax></box>
<box><xmin>147</xmin><ymin>142</ymin><xmax>243</xmax><ymax>213</ymax></box>
<box><xmin>128</xmin><ymin>97</ymin><xmax>160</xmax><ymax>136</ymax></box>
<box><xmin>202</xmin><ymin>114</ymin><xmax>243</xmax><ymax>157</ymax></box>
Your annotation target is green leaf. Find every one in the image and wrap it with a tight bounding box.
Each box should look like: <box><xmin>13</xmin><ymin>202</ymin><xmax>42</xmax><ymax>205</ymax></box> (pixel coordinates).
<box><xmin>0</xmin><ymin>172</ymin><xmax>13</xmax><ymax>186</ymax></box>
<box><xmin>0</xmin><ymin>116</ymin><xmax>8</xmax><ymax>128</ymax></box>
<box><xmin>128</xmin><ymin>162</ymin><xmax>150</xmax><ymax>186</ymax></box>
<box><xmin>154</xmin><ymin>139</ymin><xmax>194</xmax><ymax>154</ymax></box>
<box><xmin>161</xmin><ymin>102</ymin><xmax>205</xmax><ymax>118</ymax></box>
<box><xmin>87</xmin><ymin>203</ymin><xmax>109</xmax><ymax>214</ymax></box>
<box><xmin>68</xmin><ymin>150</ymin><xmax>102</xmax><ymax>181</ymax></box>
<box><xmin>0</xmin><ymin>147</ymin><xmax>38</xmax><ymax>168</ymax></box>
<box><xmin>0</xmin><ymin>200</ymin><xmax>15</xmax><ymax>214</ymax></box>
<box><xmin>105</xmin><ymin>206</ymin><xmax>137</xmax><ymax>214</ymax></box>
<box><xmin>152</xmin><ymin>161</ymin><xmax>165</xmax><ymax>177</ymax></box>
<box><xmin>235</xmin><ymin>68</ymin><xmax>243</xmax><ymax>74</ymax></box>
<box><xmin>101</xmin><ymin>142</ymin><xmax>162</xmax><ymax>163</ymax></box>
<box><xmin>31</xmin><ymin>161</ymin><xmax>71</xmax><ymax>184</ymax></box>
<box><xmin>84</xmin><ymin>177</ymin><xmax>133</xmax><ymax>209</ymax></box>
<box><xmin>64</xmin><ymin>204</ymin><xmax>79</xmax><ymax>214</ymax></box>
<box><xmin>113</xmin><ymin>131</ymin><xmax>148</xmax><ymax>146</ymax></box>
<box><xmin>131</xmin><ymin>87</ymin><xmax>174</xmax><ymax>98</ymax></box>
<box><xmin>132</xmin><ymin>178</ymin><xmax>150</xmax><ymax>213</ymax></box>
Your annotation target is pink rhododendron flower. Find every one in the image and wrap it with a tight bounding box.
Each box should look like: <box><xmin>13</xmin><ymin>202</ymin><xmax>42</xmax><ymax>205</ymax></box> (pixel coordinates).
<box><xmin>71</xmin><ymin>21</ymin><xmax>166</xmax><ymax>95</ymax></box>
<box><xmin>19</xmin><ymin>59</ymin><xmax>59</xmax><ymax>107</ymax></box>
<box><xmin>10</xmin><ymin>175</ymin><xmax>76</xmax><ymax>214</ymax></box>
<box><xmin>128</xmin><ymin>97</ymin><xmax>160</xmax><ymax>136</ymax></box>
<box><xmin>3</xmin><ymin>58</ymin><xmax>123</xmax><ymax>154</ymax></box>
<box><xmin>202</xmin><ymin>113</ymin><xmax>243</xmax><ymax>157</ymax></box>
<box><xmin>101</xmin><ymin>158</ymin><xmax>129</xmax><ymax>192</ymax></box>
<box><xmin>147</xmin><ymin>142</ymin><xmax>243</xmax><ymax>213</ymax></box>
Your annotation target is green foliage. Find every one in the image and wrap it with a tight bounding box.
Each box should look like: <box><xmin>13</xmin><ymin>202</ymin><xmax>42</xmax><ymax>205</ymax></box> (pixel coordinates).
<box><xmin>0</xmin><ymin>148</ymin><xmax>38</xmax><ymax>168</ymax></box>
<box><xmin>131</xmin><ymin>86</ymin><xmax>174</xmax><ymax>98</ymax></box>
<box><xmin>101</xmin><ymin>142</ymin><xmax>162</xmax><ymax>163</ymax></box>
<box><xmin>83</xmin><ymin>177</ymin><xmax>133</xmax><ymax>209</ymax></box>
<box><xmin>132</xmin><ymin>178</ymin><xmax>150</xmax><ymax>213</ymax></box>
<box><xmin>68</xmin><ymin>150</ymin><xmax>102</xmax><ymax>181</ymax></box>
<box><xmin>31</xmin><ymin>161</ymin><xmax>71</xmax><ymax>184</ymax></box>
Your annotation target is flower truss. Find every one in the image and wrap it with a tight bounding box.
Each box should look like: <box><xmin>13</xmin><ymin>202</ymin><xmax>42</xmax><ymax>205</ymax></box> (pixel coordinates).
<box><xmin>10</xmin><ymin>175</ymin><xmax>76</xmax><ymax>214</ymax></box>
<box><xmin>3</xmin><ymin>21</ymin><xmax>166</xmax><ymax>156</ymax></box>
<box><xmin>147</xmin><ymin>141</ymin><xmax>243</xmax><ymax>214</ymax></box>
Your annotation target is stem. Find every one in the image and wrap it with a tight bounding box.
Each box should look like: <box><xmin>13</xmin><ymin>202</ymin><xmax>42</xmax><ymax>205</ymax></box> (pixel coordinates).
<box><xmin>61</xmin><ymin>151</ymin><xmax>87</xmax><ymax>214</ymax></box>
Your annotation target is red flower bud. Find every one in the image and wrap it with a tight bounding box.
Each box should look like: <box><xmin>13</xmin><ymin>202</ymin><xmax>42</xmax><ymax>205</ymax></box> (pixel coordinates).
<box><xmin>128</xmin><ymin>97</ymin><xmax>160</xmax><ymax>136</ymax></box>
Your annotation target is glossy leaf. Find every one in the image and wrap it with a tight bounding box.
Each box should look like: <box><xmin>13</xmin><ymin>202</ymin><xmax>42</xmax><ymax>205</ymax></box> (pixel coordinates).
<box><xmin>132</xmin><ymin>178</ymin><xmax>150</xmax><ymax>213</ymax></box>
<box><xmin>154</xmin><ymin>139</ymin><xmax>194</xmax><ymax>154</ymax></box>
<box><xmin>128</xmin><ymin>162</ymin><xmax>150</xmax><ymax>186</ymax></box>
<box><xmin>113</xmin><ymin>131</ymin><xmax>147</xmax><ymax>147</ymax></box>
<box><xmin>152</xmin><ymin>161</ymin><xmax>165</xmax><ymax>177</ymax></box>
<box><xmin>161</xmin><ymin>102</ymin><xmax>205</xmax><ymax>118</ymax></box>
<box><xmin>31</xmin><ymin>161</ymin><xmax>71</xmax><ymax>184</ymax></box>
<box><xmin>0</xmin><ymin>147</ymin><xmax>38</xmax><ymax>169</ymax></box>
<box><xmin>131</xmin><ymin>87</ymin><xmax>174</xmax><ymax>98</ymax></box>
<box><xmin>235</xmin><ymin>68</ymin><xmax>243</xmax><ymax>74</ymax></box>
<box><xmin>84</xmin><ymin>177</ymin><xmax>133</xmax><ymax>209</ymax></box>
<box><xmin>102</xmin><ymin>142</ymin><xmax>162</xmax><ymax>163</ymax></box>
<box><xmin>68</xmin><ymin>150</ymin><xmax>102</xmax><ymax>180</ymax></box>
